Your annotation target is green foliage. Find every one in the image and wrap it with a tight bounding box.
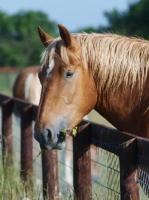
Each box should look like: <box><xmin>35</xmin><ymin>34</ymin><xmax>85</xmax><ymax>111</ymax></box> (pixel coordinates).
<box><xmin>0</xmin><ymin>10</ymin><xmax>57</xmax><ymax>67</ymax></box>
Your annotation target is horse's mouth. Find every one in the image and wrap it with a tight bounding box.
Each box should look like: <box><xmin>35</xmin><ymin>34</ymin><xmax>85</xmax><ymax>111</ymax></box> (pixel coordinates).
<box><xmin>40</xmin><ymin>144</ymin><xmax>52</xmax><ymax>150</ymax></box>
<box><xmin>55</xmin><ymin>133</ymin><xmax>66</xmax><ymax>149</ymax></box>
<box><xmin>39</xmin><ymin>132</ymin><xmax>66</xmax><ymax>150</ymax></box>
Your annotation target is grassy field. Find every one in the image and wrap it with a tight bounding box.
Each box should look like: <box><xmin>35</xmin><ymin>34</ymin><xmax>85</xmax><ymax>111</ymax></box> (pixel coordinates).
<box><xmin>0</xmin><ymin>158</ymin><xmax>44</xmax><ymax>200</ymax></box>
<box><xmin>0</xmin><ymin>72</ymin><xmax>18</xmax><ymax>96</ymax></box>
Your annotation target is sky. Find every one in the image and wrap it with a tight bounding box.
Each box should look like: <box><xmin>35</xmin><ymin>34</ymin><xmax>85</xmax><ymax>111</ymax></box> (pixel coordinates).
<box><xmin>1</xmin><ymin>0</ymin><xmax>136</xmax><ymax>32</ymax></box>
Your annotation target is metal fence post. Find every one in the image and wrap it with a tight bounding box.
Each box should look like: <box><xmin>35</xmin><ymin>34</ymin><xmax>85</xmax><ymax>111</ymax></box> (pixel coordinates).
<box><xmin>73</xmin><ymin>122</ymin><xmax>92</xmax><ymax>200</ymax></box>
<box><xmin>20</xmin><ymin>105</ymin><xmax>33</xmax><ymax>181</ymax></box>
<box><xmin>42</xmin><ymin>150</ymin><xmax>59</xmax><ymax>199</ymax></box>
<box><xmin>119</xmin><ymin>138</ymin><xmax>139</xmax><ymax>200</ymax></box>
<box><xmin>1</xmin><ymin>98</ymin><xmax>13</xmax><ymax>163</ymax></box>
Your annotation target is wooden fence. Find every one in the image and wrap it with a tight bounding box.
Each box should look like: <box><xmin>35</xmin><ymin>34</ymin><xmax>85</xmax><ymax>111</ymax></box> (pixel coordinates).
<box><xmin>0</xmin><ymin>93</ymin><xmax>149</xmax><ymax>200</ymax></box>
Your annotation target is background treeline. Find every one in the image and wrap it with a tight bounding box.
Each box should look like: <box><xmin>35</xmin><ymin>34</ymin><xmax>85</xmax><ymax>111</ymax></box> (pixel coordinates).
<box><xmin>0</xmin><ymin>0</ymin><xmax>149</xmax><ymax>68</ymax></box>
<box><xmin>83</xmin><ymin>0</ymin><xmax>149</xmax><ymax>39</ymax></box>
<box><xmin>0</xmin><ymin>11</ymin><xmax>57</xmax><ymax>67</ymax></box>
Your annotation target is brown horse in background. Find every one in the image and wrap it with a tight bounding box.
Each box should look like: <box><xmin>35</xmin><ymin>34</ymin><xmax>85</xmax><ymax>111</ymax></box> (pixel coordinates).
<box><xmin>34</xmin><ymin>24</ymin><xmax>149</xmax><ymax>151</ymax></box>
<box><xmin>13</xmin><ymin>66</ymin><xmax>41</xmax><ymax>105</ymax></box>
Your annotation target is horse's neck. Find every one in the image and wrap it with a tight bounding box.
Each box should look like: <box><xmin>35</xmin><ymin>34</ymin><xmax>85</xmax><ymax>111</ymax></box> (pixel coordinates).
<box><xmin>95</xmin><ymin>82</ymin><xmax>149</xmax><ymax>137</ymax></box>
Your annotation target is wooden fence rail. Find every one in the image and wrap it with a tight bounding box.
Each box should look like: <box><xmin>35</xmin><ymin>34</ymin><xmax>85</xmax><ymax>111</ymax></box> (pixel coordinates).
<box><xmin>1</xmin><ymin>93</ymin><xmax>149</xmax><ymax>200</ymax></box>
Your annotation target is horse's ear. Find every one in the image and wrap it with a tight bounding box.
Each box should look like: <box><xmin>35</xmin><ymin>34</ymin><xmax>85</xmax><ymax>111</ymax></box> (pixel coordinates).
<box><xmin>38</xmin><ymin>26</ymin><xmax>53</xmax><ymax>48</ymax></box>
<box><xmin>58</xmin><ymin>24</ymin><xmax>74</xmax><ymax>48</ymax></box>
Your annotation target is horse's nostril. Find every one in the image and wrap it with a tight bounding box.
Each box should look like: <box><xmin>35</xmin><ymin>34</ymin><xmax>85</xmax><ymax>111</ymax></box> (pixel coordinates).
<box><xmin>45</xmin><ymin>128</ymin><xmax>52</xmax><ymax>141</ymax></box>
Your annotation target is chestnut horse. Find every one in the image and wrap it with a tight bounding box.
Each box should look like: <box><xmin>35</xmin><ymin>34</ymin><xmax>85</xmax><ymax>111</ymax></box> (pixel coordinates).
<box><xmin>13</xmin><ymin>66</ymin><xmax>41</xmax><ymax>105</ymax></box>
<box><xmin>34</xmin><ymin>24</ymin><xmax>149</xmax><ymax>150</ymax></box>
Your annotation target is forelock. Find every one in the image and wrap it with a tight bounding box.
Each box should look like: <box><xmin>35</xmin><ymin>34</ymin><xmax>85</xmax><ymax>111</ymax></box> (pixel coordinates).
<box><xmin>40</xmin><ymin>38</ymin><xmax>70</xmax><ymax>70</ymax></box>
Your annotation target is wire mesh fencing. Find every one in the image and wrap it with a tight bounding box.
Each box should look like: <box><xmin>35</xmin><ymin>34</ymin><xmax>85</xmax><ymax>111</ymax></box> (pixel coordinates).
<box><xmin>58</xmin><ymin>137</ymin><xmax>74</xmax><ymax>199</ymax></box>
<box><xmin>91</xmin><ymin>141</ymin><xmax>120</xmax><ymax>200</ymax></box>
<box><xmin>12</xmin><ymin>112</ymin><xmax>43</xmax><ymax>198</ymax></box>
<box><xmin>137</xmin><ymin>154</ymin><xmax>149</xmax><ymax>200</ymax></box>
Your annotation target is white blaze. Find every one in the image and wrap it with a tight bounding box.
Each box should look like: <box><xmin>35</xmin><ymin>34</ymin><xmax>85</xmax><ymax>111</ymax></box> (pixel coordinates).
<box><xmin>46</xmin><ymin>59</ymin><xmax>55</xmax><ymax>77</ymax></box>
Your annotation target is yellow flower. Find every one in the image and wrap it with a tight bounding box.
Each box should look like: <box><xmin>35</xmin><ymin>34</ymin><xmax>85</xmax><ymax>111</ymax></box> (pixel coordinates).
<box><xmin>72</xmin><ymin>127</ymin><xmax>77</xmax><ymax>136</ymax></box>
<box><xmin>61</xmin><ymin>127</ymin><xmax>78</xmax><ymax>137</ymax></box>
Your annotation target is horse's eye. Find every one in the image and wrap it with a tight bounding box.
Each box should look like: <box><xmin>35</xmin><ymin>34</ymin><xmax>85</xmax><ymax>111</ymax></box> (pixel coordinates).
<box><xmin>66</xmin><ymin>71</ymin><xmax>74</xmax><ymax>78</ymax></box>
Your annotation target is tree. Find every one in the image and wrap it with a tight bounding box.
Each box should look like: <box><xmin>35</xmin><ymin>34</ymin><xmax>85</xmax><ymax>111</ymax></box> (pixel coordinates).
<box><xmin>78</xmin><ymin>0</ymin><xmax>149</xmax><ymax>40</ymax></box>
<box><xmin>0</xmin><ymin>11</ymin><xmax>57</xmax><ymax>67</ymax></box>
<box><xmin>98</xmin><ymin>0</ymin><xmax>149</xmax><ymax>39</ymax></box>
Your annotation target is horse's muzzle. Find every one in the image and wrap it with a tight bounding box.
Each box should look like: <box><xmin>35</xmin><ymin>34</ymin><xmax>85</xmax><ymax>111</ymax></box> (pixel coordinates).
<box><xmin>34</xmin><ymin>126</ymin><xmax>66</xmax><ymax>150</ymax></box>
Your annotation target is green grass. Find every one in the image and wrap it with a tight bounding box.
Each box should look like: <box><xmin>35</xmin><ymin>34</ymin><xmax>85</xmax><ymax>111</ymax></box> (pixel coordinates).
<box><xmin>0</xmin><ymin>158</ymin><xmax>43</xmax><ymax>200</ymax></box>
<box><xmin>0</xmin><ymin>154</ymin><xmax>75</xmax><ymax>200</ymax></box>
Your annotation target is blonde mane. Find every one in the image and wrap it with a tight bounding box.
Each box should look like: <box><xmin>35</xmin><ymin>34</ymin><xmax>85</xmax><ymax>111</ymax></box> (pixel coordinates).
<box><xmin>41</xmin><ymin>33</ymin><xmax>149</xmax><ymax>90</ymax></box>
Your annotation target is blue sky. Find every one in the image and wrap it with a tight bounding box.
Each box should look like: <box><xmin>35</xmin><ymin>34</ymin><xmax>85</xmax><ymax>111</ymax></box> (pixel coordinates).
<box><xmin>1</xmin><ymin>0</ymin><xmax>136</xmax><ymax>32</ymax></box>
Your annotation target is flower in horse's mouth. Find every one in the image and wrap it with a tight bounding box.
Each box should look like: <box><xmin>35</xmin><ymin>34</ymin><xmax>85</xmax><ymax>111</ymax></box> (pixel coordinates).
<box><xmin>61</xmin><ymin>127</ymin><xmax>77</xmax><ymax>137</ymax></box>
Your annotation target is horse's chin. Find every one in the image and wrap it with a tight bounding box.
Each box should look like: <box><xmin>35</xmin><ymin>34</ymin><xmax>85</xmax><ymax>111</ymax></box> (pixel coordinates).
<box><xmin>40</xmin><ymin>140</ymin><xmax>66</xmax><ymax>150</ymax></box>
<box><xmin>52</xmin><ymin>142</ymin><xmax>66</xmax><ymax>150</ymax></box>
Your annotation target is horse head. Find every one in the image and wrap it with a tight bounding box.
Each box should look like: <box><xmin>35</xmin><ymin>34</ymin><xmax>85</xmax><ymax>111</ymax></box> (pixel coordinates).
<box><xmin>34</xmin><ymin>24</ymin><xmax>97</xmax><ymax>150</ymax></box>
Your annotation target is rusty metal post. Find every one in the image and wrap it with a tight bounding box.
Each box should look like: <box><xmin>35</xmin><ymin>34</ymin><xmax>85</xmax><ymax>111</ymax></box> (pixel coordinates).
<box><xmin>42</xmin><ymin>150</ymin><xmax>59</xmax><ymax>199</ymax></box>
<box><xmin>1</xmin><ymin>99</ymin><xmax>13</xmax><ymax>163</ymax></box>
<box><xmin>20</xmin><ymin>105</ymin><xmax>33</xmax><ymax>181</ymax></box>
<box><xmin>73</xmin><ymin>122</ymin><xmax>92</xmax><ymax>200</ymax></box>
<box><xmin>119</xmin><ymin>138</ymin><xmax>139</xmax><ymax>200</ymax></box>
